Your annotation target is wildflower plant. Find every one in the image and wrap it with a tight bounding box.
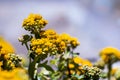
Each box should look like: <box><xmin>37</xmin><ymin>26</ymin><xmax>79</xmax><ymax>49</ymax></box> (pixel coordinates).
<box><xmin>19</xmin><ymin>13</ymin><xmax>81</xmax><ymax>80</ymax></box>
<box><xmin>18</xmin><ymin>13</ymin><xmax>106</xmax><ymax>80</ymax></box>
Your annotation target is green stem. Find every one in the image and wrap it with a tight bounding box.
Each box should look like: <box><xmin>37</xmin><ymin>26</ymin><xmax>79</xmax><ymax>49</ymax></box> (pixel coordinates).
<box><xmin>67</xmin><ymin>59</ymin><xmax>71</xmax><ymax>78</ymax></box>
<box><xmin>25</xmin><ymin>43</ymin><xmax>34</xmax><ymax>80</ymax></box>
<box><xmin>25</xmin><ymin>43</ymin><xmax>29</xmax><ymax>50</ymax></box>
<box><xmin>108</xmin><ymin>60</ymin><xmax>112</xmax><ymax>80</ymax></box>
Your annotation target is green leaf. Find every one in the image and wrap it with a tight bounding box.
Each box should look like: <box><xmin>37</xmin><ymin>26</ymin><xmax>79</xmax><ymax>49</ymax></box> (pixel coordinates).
<box><xmin>72</xmin><ymin>74</ymin><xmax>84</xmax><ymax>79</ymax></box>
<box><xmin>38</xmin><ymin>63</ymin><xmax>54</xmax><ymax>72</ymax></box>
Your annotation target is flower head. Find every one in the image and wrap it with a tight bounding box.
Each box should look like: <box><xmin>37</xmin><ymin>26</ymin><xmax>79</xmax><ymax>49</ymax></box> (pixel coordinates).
<box><xmin>40</xmin><ymin>29</ymin><xmax>58</xmax><ymax>39</ymax></box>
<box><xmin>59</xmin><ymin>33</ymin><xmax>80</xmax><ymax>49</ymax></box>
<box><xmin>31</xmin><ymin>38</ymin><xmax>57</xmax><ymax>55</ymax></box>
<box><xmin>22</xmin><ymin>13</ymin><xmax>48</xmax><ymax>33</ymax></box>
<box><xmin>100</xmin><ymin>47</ymin><xmax>120</xmax><ymax>63</ymax></box>
<box><xmin>65</xmin><ymin>56</ymin><xmax>92</xmax><ymax>76</ymax></box>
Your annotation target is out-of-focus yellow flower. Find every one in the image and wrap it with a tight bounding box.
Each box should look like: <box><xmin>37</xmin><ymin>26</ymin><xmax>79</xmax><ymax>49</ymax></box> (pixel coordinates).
<box><xmin>82</xmin><ymin>59</ymin><xmax>92</xmax><ymax>67</ymax></box>
<box><xmin>111</xmin><ymin>68</ymin><xmax>118</xmax><ymax>76</ymax></box>
<box><xmin>66</xmin><ymin>56</ymin><xmax>92</xmax><ymax>76</ymax></box>
<box><xmin>100</xmin><ymin>47</ymin><xmax>120</xmax><ymax>63</ymax></box>
<box><xmin>69</xmin><ymin>64</ymin><xmax>75</xmax><ymax>68</ymax></box>
<box><xmin>73</xmin><ymin>56</ymin><xmax>92</xmax><ymax>72</ymax></box>
<box><xmin>73</xmin><ymin>56</ymin><xmax>92</xmax><ymax>66</ymax></box>
<box><xmin>1</xmin><ymin>53</ymin><xmax>22</xmax><ymax>70</ymax></box>
<box><xmin>0</xmin><ymin>68</ymin><xmax>29</xmax><ymax>80</ymax></box>
<box><xmin>65</xmin><ymin>70</ymin><xmax>75</xmax><ymax>75</ymax></box>
<box><xmin>35</xmin><ymin>48</ymin><xmax>42</xmax><ymax>54</ymax></box>
<box><xmin>0</xmin><ymin>36</ymin><xmax>15</xmax><ymax>55</ymax></box>
<box><xmin>73</xmin><ymin>56</ymin><xmax>83</xmax><ymax>64</ymax></box>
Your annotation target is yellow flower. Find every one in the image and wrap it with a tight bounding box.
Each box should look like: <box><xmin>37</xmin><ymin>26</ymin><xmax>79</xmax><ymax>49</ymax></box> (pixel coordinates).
<box><xmin>22</xmin><ymin>13</ymin><xmax>48</xmax><ymax>33</ymax></box>
<box><xmin>73</xmin><ymin>56</ymin><xmax>92</xmax><ymax>67</ymax></box>
<box><xmin>0</xmin><ymin>36</ymin><xmax>15</xmax><ymax>55</ymax></box>
<box><xmin>35</xmin><ymin>48</ymin><xmax>42</xmax><ymax>54</ymax></box>
<box><xmin>0</xmin><ymin>68</ymin><xmax>29</xmax><ymax>80</ymax></box>
<box><xmin>82</xmin><ymin>59</ymin><xmax>92</xmax><ymax>67</ymax></box>
<box><xmin>65</xmin><ymin>56</ymin><xmax>92</xmax><ymax>76</ymax></box>
<box><xmin>31</xmin><ymin>38</ymin><xmax>56</xmax><ymax>55</ymax></box>
<box><xmin>69</xmin><ymin>64</ymin><xmax>75</xmax><ymax>68</ymax></box>
<box><xmin>100</xmin><ymin>47</ymin><xmax>120</xmax><ymax>63</ymax></box>
<box><xmin>65</xmin><ymin>70</ymin><xmax>75</xmax><ymax>75</ymax></box>
<box><xmin>59</xmin><ymin>33</ymin><xmax>80</xmax><ymax>49</ymax></box>
<box><xmin>73</xmin><ymin>56</ymin><xmax>83</xmax><ymax>64</ymax></box>
<box><xmin>111</xmin><ymin>68</ymin><xmax>118</xmax><ymax>76</ymax></box>
<box><xmin>70</xmin><ymin>37</ymin><xmax>80</xmax><ymax>48</ymax></box>
<box><xmin>40</xmin><ymin>29</ymin><xmax>58</xmax><ymax>39</ymax></box>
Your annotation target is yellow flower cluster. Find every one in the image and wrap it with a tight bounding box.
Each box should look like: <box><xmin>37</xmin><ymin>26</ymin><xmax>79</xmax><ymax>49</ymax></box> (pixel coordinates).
<box><xmin>100</xmin><ymin>47</ymin><xmax>120</xmax><ymax>63</ymax></box>
<box><xmin>31</xmin><ymin>38</ymin><xmax>57</xmax><ymax>55</ymax></box>
<box><xmin>30</xmin><ymin>29</ymin><xmax>80</xmax><ymax>55</ymax></box>
<box><xmin>111</xmin><ymin>68</ymin><xmax>118</xmax><ymax>76</ymax></box>
<box><xmin>59</xmin><ymin>33</ymin><xmax>80</xmax><ymax>49</ymax></box>
<box><xmin>66</xmin><ymin>56</ymin><xmax>92</xmax><ymax>75</ymax></box>
<box><xmin>0</xmin><ymin>68</ymin><xmax>28</xmax><ymax>80</ymax></box>
<box><xmin>22</xmin><ymin>13</ymin><xmax>48</xmax><ymax>32</ymax></box>
<box><xmin>0</xmin><ymin>36</ymin><xmax>14</xmax><ymax>55</ymax></box>
<box><xmin>3</xmin><ymin>54</ymin><xmax>22</xmax><ymax>70</ymax></box>
<box><xmin>40</xmin><ymin>29</ymin><xmax>58</xmax><ymax>39</ymax></box>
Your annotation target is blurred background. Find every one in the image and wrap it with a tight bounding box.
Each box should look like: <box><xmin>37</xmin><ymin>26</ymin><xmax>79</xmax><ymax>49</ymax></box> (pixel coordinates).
<box><xmin>0</xmin><ymin>0</ymin><xmax>120</xmax><ymax>62</ymax></box>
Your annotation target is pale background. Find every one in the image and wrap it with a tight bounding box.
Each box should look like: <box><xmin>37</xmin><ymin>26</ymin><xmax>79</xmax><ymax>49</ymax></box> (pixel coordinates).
<box><xmin>0</xmin><ymin>0</ymin><xmax>120</xmax><ymax>63</ymax></box>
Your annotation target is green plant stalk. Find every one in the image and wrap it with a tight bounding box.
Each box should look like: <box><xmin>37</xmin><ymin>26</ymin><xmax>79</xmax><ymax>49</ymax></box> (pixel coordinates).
<box><xmin>25</xmin><ymin>43</ymin><xmax>34</xmax><ymax>80</ymax></box>
<box><xmin>67</xmin><ymin>59</ymin><xmax>71</xmax><ymax>78</ymax></box>
<box><xmin>24</xmin><ymin>43</ymin><xmax>31</xmax><ymax>64</ymax></box>
<box><xmin>107</xmin><ymin>59</ymin><xmax>112</xmax><ymax>80</ymax></box>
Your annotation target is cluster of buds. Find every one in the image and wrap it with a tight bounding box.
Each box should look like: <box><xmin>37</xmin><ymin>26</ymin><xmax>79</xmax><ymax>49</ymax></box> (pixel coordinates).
<box><xmin>1</xmin><ymin>53</ymin><xmax>22</xmax><ymax>70</ymax></box>
<box><xmin>83</xmin><ymin>65</ymin><xmax>102</xmax><ymax>80</ymax></box>
<box><xmin>94</xmin><ymin>59</ymin><xmax>105</xmax><ymax>69</ymax></box>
